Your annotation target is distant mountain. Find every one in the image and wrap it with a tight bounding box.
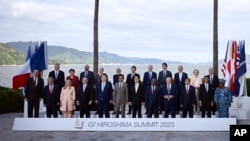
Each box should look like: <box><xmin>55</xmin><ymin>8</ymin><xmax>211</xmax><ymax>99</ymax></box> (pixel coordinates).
<box><xmin>6</xmin><ymin>41</ymin><xmax>183</xmax><ymax>64</ymax></box>
<box><xmin>0</xmin><ymin>43</ymin><xmax>25</xmax><ymax>65</ymax></box>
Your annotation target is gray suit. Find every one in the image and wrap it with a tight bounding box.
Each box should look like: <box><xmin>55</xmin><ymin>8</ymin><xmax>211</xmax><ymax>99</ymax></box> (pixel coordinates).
<box><xmin>113</xmin><ymin>82</ymin><xmax>128</xmax><ymax>118</ymax></box>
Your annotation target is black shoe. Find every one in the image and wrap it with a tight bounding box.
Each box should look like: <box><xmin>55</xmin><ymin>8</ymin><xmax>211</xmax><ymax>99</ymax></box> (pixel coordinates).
<box><xmin>112</xmin><ymin>111</ymin><xmax>116</xmax><ymax>114</ymax></box>
<box><xmin>95</xmin><ymin>112</ymin><xmax>98</xmax><ymax>115</ymax></box>
<box><xmin>127</xmin><ymin>112</ymin><xmax>131</xmax><ymax>115</ymax></box>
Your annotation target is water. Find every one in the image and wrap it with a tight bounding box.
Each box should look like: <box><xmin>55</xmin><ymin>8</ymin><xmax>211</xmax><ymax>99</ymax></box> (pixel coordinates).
<box><xmin>0</xmin><ymin>64</ymin><xmax>249</xmax><ymax>88</ymax></box>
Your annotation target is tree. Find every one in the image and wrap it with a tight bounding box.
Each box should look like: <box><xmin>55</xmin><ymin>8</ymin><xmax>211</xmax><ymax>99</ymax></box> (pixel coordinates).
<box><xmin>213</xmin><ymin>0</ymin><xmax>218</xmax><ymax>76</ymax></box>
<box><xmin>93</xmin><ymin>0</ymin><xmax>99</xmax><ymax>75</ymax></box>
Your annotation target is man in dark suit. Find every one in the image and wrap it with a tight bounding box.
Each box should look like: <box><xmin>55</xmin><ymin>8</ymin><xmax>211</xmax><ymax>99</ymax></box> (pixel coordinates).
<box><xmin>95</xmin><ymin>73</ymin><xmax>113</xmax><ymax>118</ymax></box>
<box><xmin>25</xmin><ymin>69</ymin><xmax>44</xmax><ymax>118</ymax></box>
<box><xmin>143</xmin><ymin>65</ymin><xmax>157</xmax><ymax>115</ymax></box>
<box><xmin>180</xmin><ymin>78</ymin><xmax>197</xmax><ymax>118</ymax></box>
<box><xmin>173</xmin><ymin>65</ymin><xmax>188</xmax><ymax>114</ymax></box>
<box><xmin>113</xmin><ymin>74</ymin><xmax>128</xmax><ymax>118</ymax></box>
<box><xmin>126</xmin><ymin>66</ymin><xmax>140</xmax><ymax>114</ymax></box>
<box><xmin>205</xmin><ymin>67</ymin><xmax>219</xmax><ymax>115</ymax></box>
<box><xmin>113</xmin><ymin>68</ymin><xmax>124</xmax><ymax>86</ymax></box>
<box><xmin>199</xmin><ymin>76</ymin><xmax>214</xmax><ymax>118</ymax></box>
<box><xmin>158</xmin><ymin>63</ymin><xmax>172</xmax><ymax>114</ymax></box>
<box><xmin>129</xmin><ymin>75</ymin><xmax>145</xmax><ymax>118</ymax></box>
<box><xmin>43</xmin><ymin>77</ymin><xmax>60</xmax><ymax>118</ymax></box>
<box><xmin>77</xmin><ymin>77</ymin><xmax>93</xmax><ymax>118</ymax></box>
<box><xmin>48</xmin><ymin>63</ymin><xmax>65</xmax><ymax>114</ymax></box>
<box><xmin>162</xmin><ymin>77</ymin><xmax>178</xmax><ymax>118</ymax></box>
<box><xmin>145</xmin><ymin>78</ymin><xmax>160</xmax><ymax>118</ymax></box>
<box><xmin>80</xmin><ymin>64</ymin><xmax>95</xmax><ymax>87</ymax></box>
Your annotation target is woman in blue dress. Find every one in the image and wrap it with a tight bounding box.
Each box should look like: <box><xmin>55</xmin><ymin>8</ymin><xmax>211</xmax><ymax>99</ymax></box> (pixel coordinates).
<box><xmin>214</xmin><ymin>79</ymin><xmax>233</xmax><ymax>118</ymax></box>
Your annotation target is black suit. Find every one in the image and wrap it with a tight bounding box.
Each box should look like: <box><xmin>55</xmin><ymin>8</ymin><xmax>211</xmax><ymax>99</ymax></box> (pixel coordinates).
<box><xmin>25</xmin><ymin>77</ymin><xmax>44</xmax><ymax>118</ymax></box>
<box><xmin>145</xmin><ymin>85</ymin><xmax>160</xmax><ymax>118</ymax></box>
<box><xmin>180</xmin><ymin>85</ymin><xmax>196</xmax><ymax>118</ymax></box>
<box><xmin>77</xmin><ymin>84</ymin><xmax>92</xmax><ymax>118</ymax></box>
<box><xmin>199</xmin><ymin>83</ymin><xmax>213</xmax><ymax>118</ymax></box>
<box><xmin>49</xmin><ymin>70</ymin><xmax>65</xmax><ymax>113</ymax></box>
<box><xmin>174</xmin><ymin>72</ymin><xmax>188</xmax><ymax>113</ymax></box>
<box><xmin>129</xmin><ymin>83</ymin><xmax>145</xmax><ymax>118</ymax></box>
<box><xmin>126</xmin><ymin>73</ymin><xmax>140</xmax><ymax>114</ymax></box>
<box><xmin>113</xmin><ymin>74</ymin><xmax>124</xmax><ymax>86</ymax></box>
<box><xmin>80</xmin><ymin>71</ymin><xmax>95</xmax><ymax>86</ymax></box>
<box><xmin>205</xmin><ymin>74</ymin><xmax>219</xmax><ymax>114</ymax></box>
<box><xmin>43</xmin><ymin>85</ymin><xmax>60</xmax><ymax>118</ymax></box>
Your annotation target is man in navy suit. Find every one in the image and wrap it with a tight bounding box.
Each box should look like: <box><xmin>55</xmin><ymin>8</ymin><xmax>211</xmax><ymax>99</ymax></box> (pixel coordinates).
<box><xmin>161</xmin><ymin>77</ymin><xmax>177</xmax><ymax>118</ymax></box>
<box><xmin>80</xmin><ymin>64</ymin><xmax>94</xmax><ymax>87</ymax></box>
<box><xmin>43</xmin><ymin>77</ymin><xmax>60</xmax><ymax>118</ymax></box>
<box><xmin>158</xmin><ymin>63</ymin><xmax>172</xmax><ymax>114</ymax></box>
<box><xmin>95</xmin><ymin>73</ymin><xmax>113</xmax><ymax>118</ymax></box>
<box><xmin>126</xmin><ymin>66</ymin><xmax>140</xmax><ymax>114</ymax></box>
<box><xmin>145</xmin><ymin>78</ymin><xmax>160</xmax><ymax>118</ymax></box>
<box><xmin>129</xmin><ymin>75</ymin><xmax>145</xmax><ymax>118</ymax></box>
<box><xmin>173</xmin><ymin>65</ymin><xmax>188</xmax><ymax>114</ymax></box>
<box><xmin>48</xmin><ymin>63</ymin><xmax>65</xmax><ymax>114</ymax></box>
<box><xmin>77</xmin><ymin>77</ymin><xmax>93</xmax><ymax>118</ymax></box>
<box><xmin>199</xmin><ymin>76</ymin><xmax>213</xmax><ymax>118</ymax></box>
<box><xmin>180</xmin><ymin>78</ymin><xmax>197</xmax><ymax>118</ymax></box>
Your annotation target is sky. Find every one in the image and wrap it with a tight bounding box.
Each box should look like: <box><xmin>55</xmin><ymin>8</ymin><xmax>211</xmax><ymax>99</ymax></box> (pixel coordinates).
<box><xmin>0</xmin><ymin>0</ymin><xmax>250</xmax><ymax>63</ymax></box>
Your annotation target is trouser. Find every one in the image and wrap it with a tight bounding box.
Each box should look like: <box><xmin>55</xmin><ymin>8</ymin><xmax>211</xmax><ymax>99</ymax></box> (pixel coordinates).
<box><xmin>46</xmin><ymin>104</ymin><xmax>58</xmax><ymax>118</ymax></box>
<box><xmin>98</xmin><ymin>100</ymin><xmax>110</xmax><ymax>118</ymax></box>
<box><xmin>195</xmin><ymin>88</ymin><xmax>200</xmax><ymax>112</ymax></box>
<box><xmin>147</xmin><ymin>106</ymin><xmax>158</xmax><ymax>118</ymax></box>
<box><xmin>201</xmin><ymin>101</ymin><xmax>211</xmax><ymax>118</ymax></box>
<box><xmin>164</xmin><ymin>101</ymin><xmax>175</xmax><ymax>118</ymax></box>
<box><xmin>115</xmin><ymin>102</ymin><xmax>125</xmax><ymax>118</ymax></box>
<box><xmin>28</xmin><ymin>99</ymin><xmax>40</xmax><ymax>118</ymax></box>
<box><xmin>132</xmin><ymin>100</ymin><xmax>142</xmax><ymax>118</ymax></box>
<box><xmin>182</xmin><ymin>105</ymin><xmax>194</xmax><ymax>118</ymax></box>
<box><xmin>80</xmin><ymin>104</ymin><xmax>90</xmax><ymax>118</ymax></box>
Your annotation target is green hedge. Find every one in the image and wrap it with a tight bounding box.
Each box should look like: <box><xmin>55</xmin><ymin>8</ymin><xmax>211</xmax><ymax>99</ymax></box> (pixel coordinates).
<box><xmin>0</xmin><ymin>86</ymin><xmax>24</xmax><ymax>114</ymax></box>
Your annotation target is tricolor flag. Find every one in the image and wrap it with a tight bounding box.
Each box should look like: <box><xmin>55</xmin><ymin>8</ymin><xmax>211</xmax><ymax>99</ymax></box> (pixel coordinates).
<box><xmin>12</xmin><ymin>41</ymin><xmax>48</xmax><ymax>89</ymax></box>
<box><xmin>221</xmin><ymin>40</ymin><xmax>247</xmax><ymax>96</ymax></box>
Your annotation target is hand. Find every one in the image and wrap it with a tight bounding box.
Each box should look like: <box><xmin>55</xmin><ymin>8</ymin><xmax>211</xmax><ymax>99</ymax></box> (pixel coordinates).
<box><xmin>199</xmin><ymin>101</ymin><xmax>202</xmax><ymax>107</ymax></box>
<box><xmin>95</xmin><ymin>100</ymin><xmax>98</xmax><ymax>104</ymax></box>
<box><xmin>169</xmin><ymin>95</ymin><xmax>173</xmax><ymax>99</ymax></box>
<box><xmin>109</xmin><ymin>100</ymin><xmax>113</xmax><ymax>104</ymax></box>
<box><xmin>88</xmin><ymin>101</ymin><xmax>92</xmax><ymax>105</ymax></box>
<box><xmin>180</xmin><ymin>105</ymin><xmax>183</xmax><ymax>107</ymax></box>
<box><xmin>164</xmin><ymin>95</ymin><xmax>168</xmax><ymax>99</ymax></box>
<box><xmin>57</xmin><ymin>102</ymin><xmax>60</xmax><ymax>106</ymax></box>
<box><xmin>129</xmin><ymin>102</ymin><xmax>132</xmax><ymax>106</ymax></box>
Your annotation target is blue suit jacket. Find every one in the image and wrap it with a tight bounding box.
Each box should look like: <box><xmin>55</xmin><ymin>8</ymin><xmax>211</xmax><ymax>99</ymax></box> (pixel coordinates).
<box><xmin>145</xmin><ymin>85</ymin><xmax>160</xmax><ymax>108</ymax></box>
<box><xmin>161</xmin><ymin>84</ymin><xmax>177</xmax><ymax>103</ymax></box>
<box><xmin>158</xmin><ymin>70</ymin><xmax>172</xmax><ymax>86</ymax></box>
<box><xmin>143</xmin><ymin>71</ymin><xmax>157</xmax><ymax>88</ymax></box>
<box><xmin>96</xmin><ymin>81</ymin><xmax>113</xmax><ymax>102</ymax></box>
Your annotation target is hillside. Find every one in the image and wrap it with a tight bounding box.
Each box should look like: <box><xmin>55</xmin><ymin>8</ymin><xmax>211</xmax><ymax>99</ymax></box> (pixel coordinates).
<box><xmin>6</xmin><ymin>41</ymin><xmax>175</xmax><ymax>64</ymax></box>
<box><xmin>0</xmin><ymin>43</ymin><xmax>25</xmax><ymax>65</ymax></box>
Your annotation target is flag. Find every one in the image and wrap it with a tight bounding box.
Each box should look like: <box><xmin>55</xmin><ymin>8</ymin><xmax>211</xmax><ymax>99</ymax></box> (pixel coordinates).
<box><xmin>221</xmin><ymin>40</ymin><xmax>247</xmax><ymax>96</ymax></box>
<box><xmin>235</xmin><ymin>40</ymin><xmax>247</xmax><ymax>96</ymax></box>
<box><xmin>12</xmin><ymin>41</ymin><xmax>48</xmax><ymax>89</ymax></box>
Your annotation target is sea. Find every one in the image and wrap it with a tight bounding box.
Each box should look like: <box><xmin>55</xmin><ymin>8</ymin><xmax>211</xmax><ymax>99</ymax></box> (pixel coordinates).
<box><xmin>0</xmin><ymin>64</ymin><xmax>249</xmax><ymax>88</ymax></box>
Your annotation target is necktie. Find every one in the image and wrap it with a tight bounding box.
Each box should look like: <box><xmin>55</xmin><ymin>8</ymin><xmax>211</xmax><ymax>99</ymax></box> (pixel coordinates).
<box><xmin>152</xmin><ymin>86</ymin><xmax>155</xmax><ymax>94</ymax></box>
<box><xmin>210</xmin><ymin>75</ymin><xmax>213</xmax><ymax>84</ymax></box>
<box><xmin>85</xmin><ymin>71</ymin><xmax>88</xmax><ymax>77</ymax></box>
<box><xmin>135</xmin><ymin>84</ymin><xmax>138</xmax><ymax>93</ymax></box>
<box><xmin>33</xmin><ymin>77</ymin><xmax>36</xmax><ymax>87</ymax></box>
<box><xmin>119</xmin><ymin>83</ymin><xmax>122</xmax><ymax>88</ymax></box>
<box><xmin>149</xmin><ymin>72</ymin><xmax>152</xmax><ymax>79</ymax></box>
<box><xmin>131</xmin><ymin>73</ymin><xmax>134</xmax><ymax>79</ymax></box>
<box><xmin>49</xmin><ymin>85</ymin><xmax>53</xmax><ymax>94</ymax></box>
<box><xmin>206</xmin><ymin>83</ymin><xmax>208</xmax><ymax>92</ymax></box>
<box><xmin>186</xmin><ymin>86</ymin><xmax>189</xmax><ymax>94</ymax></box>
<box><xmin>83</xmin><ymin>84</ymin><xmax>86</xmax><ymax>92</ymax></box>
<box><xmin>102</xmin><ymin>83</ymin><xmax>105</xmax><ymax>92</ymax></box>
<box><xmin>55</xmin><ymin>71</ymin><xmax>58</xmax><ymax>79</ymax></box>
<box><xmin>163</xmin><ymin>71</ymin><xmax>166</xmax><ymax>77</ymax></box>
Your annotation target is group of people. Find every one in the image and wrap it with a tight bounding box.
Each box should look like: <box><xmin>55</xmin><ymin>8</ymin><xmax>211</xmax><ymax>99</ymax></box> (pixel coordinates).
<box><xmin>24</xmin><ymin>63</ymin><xmax>233</xmax><ymax>118</ymax></box>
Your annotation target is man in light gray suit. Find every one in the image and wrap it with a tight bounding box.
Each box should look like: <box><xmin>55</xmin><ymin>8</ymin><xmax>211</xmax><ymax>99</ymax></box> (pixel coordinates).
<box><xmin>113</xmin><ymin>74</ymin><xmax>128</xmax><ymax>118</ymax></box>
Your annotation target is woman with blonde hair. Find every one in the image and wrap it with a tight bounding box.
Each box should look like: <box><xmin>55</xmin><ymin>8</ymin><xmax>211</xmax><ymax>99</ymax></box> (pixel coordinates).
<box><xmin>60</xmin><ymin>78</ymin><xmax>75</xmax><ymax>118</ymax></box>
<box><xmin>190</xmin><ymin>69</ymin><xmax>203</xmax><ymax>114</ymax></box>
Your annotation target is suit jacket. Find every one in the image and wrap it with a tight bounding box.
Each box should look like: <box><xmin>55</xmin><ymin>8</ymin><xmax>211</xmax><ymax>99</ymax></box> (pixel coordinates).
<box><xmin>145</xmin><ymin>85</ymin><xmax>160</xmax><ymax>107</ymax></box>
<box><xmin>96</xmin><ymin>81</ymin><xmax>113</xmax><ymax>102</ymax></box>
<box><xmin>94</xmin><ymin>74</ymin><xmax>103</xmax><ymax>86</ymax></box>
<box><xmin>180</xmin><ymin>85</ymin><xmax>196</xmax><ymax>107</ymax></box>
<box><xmin>60</xmin><ymin>86</ymin><xmax>75</xmax><ymax>111</ymax></box>
<box><xmin>174</xmin><ymin>72</ymin><xmax>188</xmax><ymax>88</ymax></box>
<box><xmin>25</xmin><ymin>77</ymin><xmax>44</xmax><ymax>101</ymax></box>
<box><xmin>77</xmin><ymin>83</ymin><xmax>92</xmax><ymax>106</ymax></box>
<box><xmin>43</xmin><ymin>84</ymin><xmax>60</xmax><ymax>106</ymax></box>
<box><xmin>205</xmin><ymin>74</ymin><xmax>219</xmax><ymax>91</ymax></box>
<box><xmin>113</xmin><ymin>82</ymin><xmax>128</xmax><ymax>104</ymax></box>
<box><xmin>126</xmin><ymin>73</ymin><xmax>140</xmax><ymax>89</ymax></box>
<box><xmin>129</xmin><ymin>83</ymin><xmax>145</xmax><ymax>103</ymax></box>
<box><xmin>161</xmin><ymin>84</ymin><xmax>178</xmax><ymax>102</ymax></box>
<box><xmin>48</xmin><ymin>70</ymin><xmax>65</xmax><ymax>90</ymax></box>
<box><xmin>199</xmin><ymin>83</ymin><xmax>213</xmax><ymax>103</ymax></box>
<box><xmin>113</xmin><ymin>74</ymin><xmax>124</xmax><ymax>85</ymax></box>
<box><xmin>143</xmin><ymin>71</ymin><xmax>157</xmax><ymax>88</ymax></box>
<box><xmin>80</xmin><ymin>71</ymin><xmax>94</xmax><ymax>87</ymax></box>
<box><xmin>158</xmin><ymin>70</ymin><xmax>172</xmax><ymax>86</ymax></box>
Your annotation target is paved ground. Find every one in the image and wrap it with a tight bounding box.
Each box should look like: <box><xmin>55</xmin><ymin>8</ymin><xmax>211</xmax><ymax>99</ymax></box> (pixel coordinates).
<box><xmin>1</xmin><ymin>113</ymin><xmax>249</xmax><ymax>141</ymax></box>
